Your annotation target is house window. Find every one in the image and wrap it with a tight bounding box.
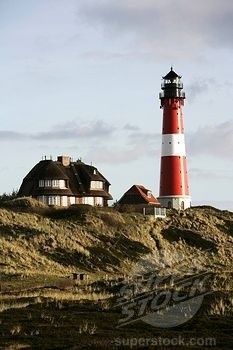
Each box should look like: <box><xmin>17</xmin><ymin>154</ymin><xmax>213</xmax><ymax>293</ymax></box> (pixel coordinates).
<box><xmin>61</xmin><ymin>196</ymin><xmax>68</xmax><ymax>207</ymax></box>
<box><xmin>38</xmin><ymin>179</ymin><xmax>67</xmax><ymax>188</ymax></box>
<box><xmin>44</xmin><ymin>179</ymin><xmax>52</xmax><ymax>187</ymax></box>
<box><xmin>95</xmin><ymin>197</ymin><xmax>103</xmax><ymax>206</ymax></box>
<box><xmin>59</xmin><ymin>180</ymin><xmax>67</xmax><ymax>188</ymax></box>
<box><xmin>90</xmin><ymin>181</ymin><xmax>103</xmax><ymax>190</ymax></box>
<box><xmin>52</xmin><ymin>180</ymin><xmax>59</xmax><ymax>187</ymax></box>
<box><xmin>69</xmin><ymin>196</ymin><xmax>76</xmax><ymax>205</ymax></box>
<box><xmin>39</xmin><ymin>180</ymin><xmax>44</xmax><ymax>187</ymax></box>
<box><xmin>147</xmin><ymin>191</ymin><xmax>152</xmax><ymax>198</ymax></box>
<box><xmin>82</xmin><ymin>197</ymin><xmax>94</xmax><ymax>205</ymax></box>
<box><xmin>48</xmin><ymin>196</ymin><xmax>59</xmax><ymax>206</ymax></box>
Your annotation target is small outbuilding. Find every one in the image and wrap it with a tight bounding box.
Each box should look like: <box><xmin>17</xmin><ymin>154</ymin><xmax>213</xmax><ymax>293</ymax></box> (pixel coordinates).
<box><xmin>117</xmin><ymin>185</ymin><xmax>160</xmax><ymax>206</ymax></box>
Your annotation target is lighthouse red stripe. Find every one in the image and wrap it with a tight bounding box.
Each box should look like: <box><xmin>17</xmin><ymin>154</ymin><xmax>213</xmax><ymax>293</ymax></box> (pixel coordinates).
<box><xmin>162</xmin><ymin>99</ymin><xmax>184</xmax><ymax>134</ymax></box>
<box><xmin>159</xmin><ymin>156</ymin><xmax>190</xmax><ymax>196</ymax></box>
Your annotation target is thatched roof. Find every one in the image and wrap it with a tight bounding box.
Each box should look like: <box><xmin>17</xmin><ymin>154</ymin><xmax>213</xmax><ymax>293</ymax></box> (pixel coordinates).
<box><xmin>18</xmin><ymin>158</ymin><xmax>112</xmax><ymax>199</ymax></box>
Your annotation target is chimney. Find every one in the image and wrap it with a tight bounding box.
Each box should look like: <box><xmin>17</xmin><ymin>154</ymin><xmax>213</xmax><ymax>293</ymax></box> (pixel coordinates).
<box><xmin>57</xmin><ymin>155</ymin><xmax>71</xmax><ymax>167</ymax></box>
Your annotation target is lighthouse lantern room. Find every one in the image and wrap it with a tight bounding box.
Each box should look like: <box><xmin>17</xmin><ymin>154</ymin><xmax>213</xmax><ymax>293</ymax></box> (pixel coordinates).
<box><xmin>158</xmin><ymin>67</ymin><xmax>191</xmax><ymax>210</ymax></box>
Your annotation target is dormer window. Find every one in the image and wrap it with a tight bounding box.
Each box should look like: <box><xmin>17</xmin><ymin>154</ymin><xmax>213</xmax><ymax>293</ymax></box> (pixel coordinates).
<box><xmin>147</xmin><ymin>191</ymin><xmax>152</xmax><ymax>198</ymax></box>
<box><xmin>38</xmin><ymin>179</ymin><xmax>67</xmax><ymax>188</ymax></box>
<box><xmin>39</xmin><ymin>180</ymin><xmax>44</xmax><ymax>187</ymax></box>
<box><xmin>90</xmin><ymin>181</ymin><xmax>103</xmax><ymax>190</ymax></box>
<box><xmin>93</xmin><ymin>169</ymin><xmax>97</xmax><ymax>175</ymax></box>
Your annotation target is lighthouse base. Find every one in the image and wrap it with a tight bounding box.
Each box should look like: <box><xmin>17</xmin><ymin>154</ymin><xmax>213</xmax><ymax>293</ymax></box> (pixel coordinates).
<box><xmin>158</xmin><ymin>196</ymin><xmax>191</xmax><ymax>210</ymax></box>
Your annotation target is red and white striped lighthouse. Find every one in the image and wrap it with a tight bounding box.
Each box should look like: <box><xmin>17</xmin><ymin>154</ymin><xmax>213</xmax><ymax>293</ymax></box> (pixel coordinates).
<box><xmin>158</xmin><ymin>67</ymin><xmax>191</xmax><ymax>210</ymax></box>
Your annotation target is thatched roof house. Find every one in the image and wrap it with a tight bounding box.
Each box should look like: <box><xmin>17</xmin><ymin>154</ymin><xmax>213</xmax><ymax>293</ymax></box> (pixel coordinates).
<box><xmin>18</xmin><ymin>156</ymin><xmax>112</xmax><ymax>207</ymax></box>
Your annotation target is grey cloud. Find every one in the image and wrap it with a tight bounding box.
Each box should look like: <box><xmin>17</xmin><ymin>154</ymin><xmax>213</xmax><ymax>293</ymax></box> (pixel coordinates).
<box><xmin>85</xmin><ymin>146</ymin><xmax>147</xmax><ymax>164</ymax></box>
<box><xmin>0</xmin><ymin>131</ymin><xmax>26</xmax><ymax>140</ymax></box>
<box><xmin>188</xmin><ymin>120</ymin><xmax>233</xmax><ymax>158</ymax></box>
<box><xmin>80</xmin><ymin>0</ymin><xmax>233</xmax><ymax>59</ymax></box>
<box><xmin>79</xmin><ymin>50</ymin><xmax>154</xmax><ymax>62</ymax></box>
<box><xmin>85</xmin><ymin>130</ymin><xmax>160</xmax><ymax>164</ymax></box>
<box><xmin>186</xmin><ymin>79</ymin><xmax>215</xmax><ymax>102</ymax></box>
<box><xmin>85</xmin><ymin>144</ymin><xmax>156</xmax><ymax>164</ymax></box>
<box><xmin>0</xmin><ymin>120</ymin><xmax>115</xmax><ymax>141</ymax></box>
<box><xmin>190</xmin><ymin>168</ymin><xmax>233</xmax><ymax>181</ymax></box>
<box><xmin>34</xmin><ymin>120</ymin><xmax>115</xmax><ymax>140</ymax></box>
<box><xmin>123</xmin><ymin>123</ymin><xmax>140</xmax><ymax>131</ymax></box>
<box><xmin>97</xmin><ymin>120</ymin><xmax>233</xmax><ymax>164</ymax></box>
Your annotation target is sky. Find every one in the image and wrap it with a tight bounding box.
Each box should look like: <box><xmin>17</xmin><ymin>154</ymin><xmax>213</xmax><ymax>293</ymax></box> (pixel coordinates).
<box><xmin>0</xmin><ymin>0</ymin><xmax>233</xmax><ymax>210</ymax></box>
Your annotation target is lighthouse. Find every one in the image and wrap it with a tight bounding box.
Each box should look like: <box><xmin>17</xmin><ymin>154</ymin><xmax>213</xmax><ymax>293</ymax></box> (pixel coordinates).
<box><xmin>158</xmin><ymin>67</ymin><xmax>191</xmax><ymax>210</ymax></box>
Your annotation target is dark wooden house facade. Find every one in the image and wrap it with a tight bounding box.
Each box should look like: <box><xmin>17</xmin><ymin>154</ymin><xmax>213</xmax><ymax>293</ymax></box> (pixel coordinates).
<box><xmin>18</xmin><ymin>156</ymin><xmax>112</xmax><ymax>207</ymax></box>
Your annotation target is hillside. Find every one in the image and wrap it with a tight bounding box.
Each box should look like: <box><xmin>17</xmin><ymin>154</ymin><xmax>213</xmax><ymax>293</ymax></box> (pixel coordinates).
<box><xmin>0</xmin><ymin>200</ymin><xmax>232</xmax><ymax>349</ymax></box>
<box><xmin>0</xmin><ymin>200</ymin><xmax>232</xmax><ymax>277</ymax></box>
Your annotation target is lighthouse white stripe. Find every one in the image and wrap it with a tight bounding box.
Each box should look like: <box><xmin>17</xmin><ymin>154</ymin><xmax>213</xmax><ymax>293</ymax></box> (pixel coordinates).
<box><xmin>161</xmin><ymin>134</ymin><xmax>186</xmax><ymax>156</ymax></box>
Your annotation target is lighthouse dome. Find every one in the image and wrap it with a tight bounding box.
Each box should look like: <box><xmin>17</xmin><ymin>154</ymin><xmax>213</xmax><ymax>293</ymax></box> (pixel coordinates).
<box><xmin>163</xmin><ymin>67</ymin><xmax>181</xmax><ymax>80</ymax></box>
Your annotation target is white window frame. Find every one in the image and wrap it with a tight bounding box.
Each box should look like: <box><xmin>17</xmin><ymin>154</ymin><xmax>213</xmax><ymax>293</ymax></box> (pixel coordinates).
<box><xmin>90</xmin><ymin>181</ymin><xmax>103</xmax><ymax>190</ymax></box>
<box><xmin>51</xmin><ymin>180</ymin><xmax>59</xmax><ymax>188</ymax></box>
<box><xmin>70</xmin><ymin>196</ymin><xmax>76</xmax><ymax>205</ymax></box>
<box><xmin>44</xmin><ymin>179</ymin><xmax>52</xmax><ymax>187</ymax></box>
<box><xmin>82</xmin><ymin>197</ymin><xmax>94</xmax><ymax>205</ymax></box>
<box><xmin>39</xmin><ymin>179</ymin><xmax>67</xmax><ymax>188</ymax></box>
<box><xmin>59</xmin><ymin>180</ymin><xmax>67</xmax><ymax>189</ymax></box>
<box><xmin>39</xmin><ymin>180</ymin><xmax>44</xmax><ymax>187</ymax></box>
<box><xmin>48</xmin><ymin>196</ymin><xmax>59</xmax><ymax>206</ymax></box>
<box><xmin>95</xmin><ymin>197</ymin><xmax>103</xmax><ymax>206</ymax></box>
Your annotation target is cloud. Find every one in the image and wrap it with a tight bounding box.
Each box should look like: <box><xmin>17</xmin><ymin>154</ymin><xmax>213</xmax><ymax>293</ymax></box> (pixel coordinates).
<box><xmin>190</xmin><ymin>168</ymin><xmax>233</xmax><ymax>181</ymax></box>
<box><xmin>123</xmin><ymin>123</ymin><xmax>140</xmax><ymax>131</ymax></box>
<box><xmin>89</xmin><ymin>120</ymin><xmax>233</xmax><ymax>164</ymax></box>
<box><xmin>34</xmin><ymin>120</ymin><xmax>115</xmax><ymax>140</ymax></box>
<box><xmin>188</xmin><ymin>120</ymin><xmax>233</xmax><ymax>158</ymax></box>
<box><xmin>1</xmin><ymin>119</ymin><xmax>232</xmax><ymax>164</ymax></box>
<box><xmin>0</xmin><ymin>120</ymin><xmax>115</xmax><ymax>141</ymax></box>
<box><xmin>80</xmin><ymin>0</ymin><xmax>233</xmax><ymax>59</ymax></box>
<box><xmin>85</xmin><ymin>130</ymin><xmax>160</xmax><ymax>164</ymax></box>
<box><xmin>186</xmin><ymin>79</ymin><xmax>216</xmax><ymax>102</ymax></box>
<box><xmin>0</xmin><ymin>131</ymin><xmax>25</xmax><ymax>140</ymax></box>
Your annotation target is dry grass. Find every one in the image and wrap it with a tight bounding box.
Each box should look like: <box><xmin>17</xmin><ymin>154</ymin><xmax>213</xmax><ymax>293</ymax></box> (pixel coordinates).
<box><xmin>0</xmin><ymin>204</ymin><xmax>232</xmax><ymax>278</ymax></box>
<box><xmin>207</xmin><ymin>296</ymin><xmax>233</xmax><ymax>316</ymax></box>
